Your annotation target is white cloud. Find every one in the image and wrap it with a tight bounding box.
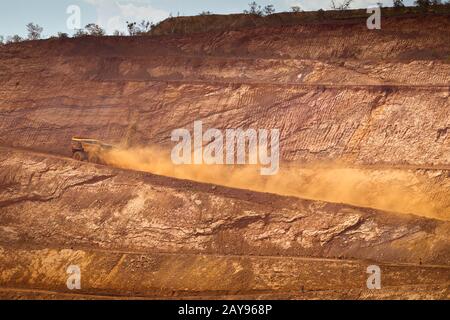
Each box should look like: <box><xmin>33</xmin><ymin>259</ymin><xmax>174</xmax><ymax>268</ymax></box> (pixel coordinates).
<box><xmin>83</xmin><ymin>0</ymin><xmax>169</xmax><ymax>34</ymax></box>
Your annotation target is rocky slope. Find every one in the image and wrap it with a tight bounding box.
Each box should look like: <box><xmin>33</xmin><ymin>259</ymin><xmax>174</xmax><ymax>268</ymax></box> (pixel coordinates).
<box><xmin>0</xmin><ymin>12</ymin><xmax>449</xmax><ymax>299</ymax></box>
<box><xmin>0</xmin><ymin>148</ymin><xmax>449</xmax><ymax>299</ymax></box>
<box><xmin>0</xmin><ymin>15</ymin><xmax>448</xmax><ymax>166</ymax></box>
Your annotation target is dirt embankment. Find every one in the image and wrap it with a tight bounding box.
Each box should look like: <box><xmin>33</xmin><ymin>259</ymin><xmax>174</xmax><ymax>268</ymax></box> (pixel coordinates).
<box><xmin>0</xmin><ymin>15</ymin><xmax>448</xmax><ymax>221</ymax></box>
<box><xmin>0</xmin><ymin>13</ymin><xmax>449</xmax><ymax>299</ymax></box>
<box><xmin>0</xmin><ymin>148</ymin><xmax>449</xmax><ymax>299</ymax></box>
<box><xmin>0</xmin><ymin>15</ymin><xmax>449</xmax><ymax>165</ymax></box>
<box><xmin>149</xmin><ymin>6</ymin><xmax>450</xmax><ymax>36</ymax></box>
<box><xmin>1</xmin><ymin>147</ymin><xmax>449</xmax><ymax>265</ymax></box>
<box><xmin>97</xmin><ymin>147</ymin><xmax>450</xmax><ymax>220</ymax></box>
<box><xmin>0</xmin><ymin>247</ymin><xmax>448</xmax><ymax>300</ymax></box>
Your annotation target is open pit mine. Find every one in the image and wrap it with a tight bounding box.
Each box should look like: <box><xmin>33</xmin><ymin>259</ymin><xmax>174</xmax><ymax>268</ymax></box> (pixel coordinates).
<box><xmin>0</xmin><ymin>9</ymin><xmax>449</xmax><ymax>300</ymax></box>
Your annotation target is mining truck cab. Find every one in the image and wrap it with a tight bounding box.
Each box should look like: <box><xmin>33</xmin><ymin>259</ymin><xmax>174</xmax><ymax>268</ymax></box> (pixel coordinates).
<box><xmin>71</xmin><ymin>137</ymin><xmax>113</xmax><ymax>164</ymax></box>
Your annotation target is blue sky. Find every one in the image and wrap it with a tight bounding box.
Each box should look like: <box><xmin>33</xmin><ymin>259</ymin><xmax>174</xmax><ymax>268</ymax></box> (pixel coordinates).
<box><xmin>1</xmin><ymin>0</ymin><xmax>416</xmax><ymax>38</ymax></box>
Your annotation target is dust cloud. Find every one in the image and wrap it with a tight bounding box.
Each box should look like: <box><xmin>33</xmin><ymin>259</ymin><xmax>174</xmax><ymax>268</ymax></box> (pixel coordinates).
<box><xmin>102</xmin><ymin>146</ymin><xmax>449</xmax><ymax>220</ymax></box>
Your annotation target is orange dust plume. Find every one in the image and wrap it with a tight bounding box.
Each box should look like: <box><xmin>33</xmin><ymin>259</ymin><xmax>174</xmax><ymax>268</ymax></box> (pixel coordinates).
<box><xmin>102</xmin><ymin>146</ymin><xmax>450</xmax><ymax>221</ymax></box>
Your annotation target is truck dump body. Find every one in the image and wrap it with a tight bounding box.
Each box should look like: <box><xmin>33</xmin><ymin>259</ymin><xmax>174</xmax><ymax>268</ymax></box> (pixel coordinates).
<box><xmin>71</xmin><ymin>137</ymin><xmax>113</xmax><ymax>164</ymax></box>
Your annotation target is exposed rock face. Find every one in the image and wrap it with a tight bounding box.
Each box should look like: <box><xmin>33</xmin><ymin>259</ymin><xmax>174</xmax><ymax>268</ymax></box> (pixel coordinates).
<box><xmin>0</xmin><ymin>13</ymin><xmax>449</xmax><ymax>299</ymax></box>
<box><xmin>1</xmin><ymin>148</ymin><xmax>449</xmax><ymax>265</ymax></box>
<box><xmin>0</xmin><ymin>247</ymin><xmax>449</xmax><ymax>300</ymax></box>
<box><xmin>2</xmin><ymin>83</ymin><xmax>448</xmax><ymax>165</ymax></box>
<box><xmin>148</xmin><ymin>7</ymin><xmax>450</xmax><ymax>37</ymax></box>
<box><xmin>0</xmin><ymin>16</ymin><xmax>448</xmax><ymax>166</ymax></box>
<box><xmin>0</xmin><ymin>148</ymin><xmax>449</xmax><ymax>299</ymax></box>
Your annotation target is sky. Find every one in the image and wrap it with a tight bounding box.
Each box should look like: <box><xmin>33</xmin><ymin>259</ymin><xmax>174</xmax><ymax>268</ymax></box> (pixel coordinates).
<box><xmin>0</xmin><ymin>0</ymin><xmax>417</xmax><ymax>38</ymax></box>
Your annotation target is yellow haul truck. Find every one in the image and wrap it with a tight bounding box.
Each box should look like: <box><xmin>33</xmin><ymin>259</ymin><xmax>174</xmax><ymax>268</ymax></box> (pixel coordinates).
<box><xmin>71</xmin><ymin>137</ymin><xmax>113</xmax><ymax>164</ymax></box>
